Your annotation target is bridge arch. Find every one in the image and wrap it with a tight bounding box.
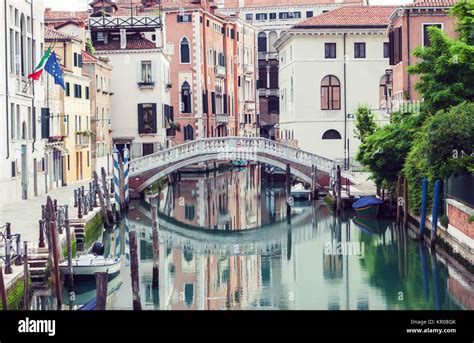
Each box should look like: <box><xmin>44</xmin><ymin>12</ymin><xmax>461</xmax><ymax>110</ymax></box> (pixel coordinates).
<box><xmin>128</xmin><ymin>137</ymin><xmax>350</xmax><ymax>195</ymax></box>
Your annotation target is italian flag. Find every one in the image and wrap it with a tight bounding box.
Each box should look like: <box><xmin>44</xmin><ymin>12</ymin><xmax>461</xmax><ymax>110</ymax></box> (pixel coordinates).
<box><xmin>27</xmin><ymin>47</ymin><xmax>51</xmax><ymax>80</ymax></box>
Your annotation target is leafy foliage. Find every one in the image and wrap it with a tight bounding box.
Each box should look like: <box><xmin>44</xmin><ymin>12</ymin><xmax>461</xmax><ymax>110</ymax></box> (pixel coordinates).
<box><xmin>450</xmin><ymin>0</ymin><xmax>474</xmax><ymax>45</ymax></box>
<box><xmin>353</xmin><ymin>104</ymin><xmax>377</xmax><ymax>143</ymax></box>
<box><xmin>407</xmin><ymin>27</ymin><xmax>474</xmax><ymax>115</ymax></box>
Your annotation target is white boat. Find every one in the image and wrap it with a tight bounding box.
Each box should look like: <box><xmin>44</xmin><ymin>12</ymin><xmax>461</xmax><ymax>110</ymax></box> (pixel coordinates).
<box><xmin>59</xmin><ymin>254</ymin><xmax>122</xmax><ymax>277</ymax></box>
<box><xmin>291</xmin><ymin>183</ymin><xmax>311</xmax><ymax>200</ymax></box>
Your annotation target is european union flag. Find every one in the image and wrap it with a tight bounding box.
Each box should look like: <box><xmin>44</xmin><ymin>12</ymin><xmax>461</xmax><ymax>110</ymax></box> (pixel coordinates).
<box><xmin>44</xmin><ymin>52</ymin><xmax>65</xmax><ymax>90</ymax></box>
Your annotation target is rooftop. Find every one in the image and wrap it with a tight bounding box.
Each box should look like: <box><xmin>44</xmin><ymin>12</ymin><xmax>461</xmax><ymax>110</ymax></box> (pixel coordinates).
<box><xmin>293</xmin><ymin>5</ymin><xmax>396</xmax><ymax>29</ymax></box>
<box><xmin>93</xmin><ymin>35</ymin><xmax>156</xmax><ymax>51</ymax></box>
<box><xmin>405</xmin><ymin>0</ymin><xmax>458</xmax><ymax>7</ymax></box>
<box><xmin>44</xmin><ymin>26</ymin><xmax>82</xmax><ymax>43</ymax></box>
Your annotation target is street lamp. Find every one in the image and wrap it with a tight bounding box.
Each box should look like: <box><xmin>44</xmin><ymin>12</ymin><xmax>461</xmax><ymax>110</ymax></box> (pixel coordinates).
<box><xmin>345</xmin><ymin>113</ymin><xmax>354</xmax><ymax>170</ymax></box>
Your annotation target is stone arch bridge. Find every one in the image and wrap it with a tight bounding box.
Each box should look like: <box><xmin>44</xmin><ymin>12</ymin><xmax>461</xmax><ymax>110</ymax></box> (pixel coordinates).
<box><xmin>129</xmin><ymin>137</ymin><xmax>352</xmax><ymax>196</ymax></box>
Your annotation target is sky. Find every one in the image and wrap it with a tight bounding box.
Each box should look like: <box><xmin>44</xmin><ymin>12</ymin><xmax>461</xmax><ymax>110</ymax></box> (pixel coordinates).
<box><xmin>44</xmin><ymin>0</ymin><xmax>414</xmax><ymax>11</ymax></box>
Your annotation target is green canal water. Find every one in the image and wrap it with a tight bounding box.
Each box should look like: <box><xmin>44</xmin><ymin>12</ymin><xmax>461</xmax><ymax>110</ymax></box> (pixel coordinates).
<box><xmin>32</xmin><ymin>165</ymin><xmax>473</xmax><ymax>310</ymax></box>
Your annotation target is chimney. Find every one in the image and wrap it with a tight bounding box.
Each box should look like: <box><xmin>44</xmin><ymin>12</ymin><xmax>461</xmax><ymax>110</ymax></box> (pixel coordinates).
<box><xmin>120</xmin><ymin>29</ymin><xmax>127</xmax><ymax>49</ymax></box>
<box><xmin>155</xmin><ymin>28</ymin><xmax>163</xmax><ymax>48</ymax></box>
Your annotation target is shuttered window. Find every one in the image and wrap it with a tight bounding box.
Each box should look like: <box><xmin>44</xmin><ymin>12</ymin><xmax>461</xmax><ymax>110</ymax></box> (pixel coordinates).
<box><xmin>138</xmin><ymin>103</ymin><xmax>157</xmax><ymax>134</ymax></box>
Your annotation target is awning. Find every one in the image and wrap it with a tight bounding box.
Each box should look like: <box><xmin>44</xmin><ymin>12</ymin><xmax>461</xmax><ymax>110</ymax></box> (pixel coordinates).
<box><xmin>53</xmin><ymin>145</ymin><xmax>70</xmax><ymax>155</ymax></box>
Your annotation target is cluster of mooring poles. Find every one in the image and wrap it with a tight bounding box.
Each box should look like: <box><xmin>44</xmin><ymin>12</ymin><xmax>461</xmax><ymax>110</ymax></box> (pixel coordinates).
<box><xmin>0</xmin><ymin>222</ymin><xmax>25</xmax><ymax>310</ymax></box>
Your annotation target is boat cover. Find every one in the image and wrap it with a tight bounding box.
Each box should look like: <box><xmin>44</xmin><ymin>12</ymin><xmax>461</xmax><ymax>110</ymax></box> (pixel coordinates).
<box><xmin>352</xmin><ymin>196</ymin><xmax>384</xmax><ymax>209</ymax></box>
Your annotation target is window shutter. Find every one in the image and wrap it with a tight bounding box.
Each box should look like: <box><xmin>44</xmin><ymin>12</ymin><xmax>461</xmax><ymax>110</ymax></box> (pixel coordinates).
<box><xmin>151</xmin><ymin>103</ymin><xmax>157</xmax><ymax>133</ymax></box>
<box><xmin>203</xmin><ymin>92</ymin><xmax>208</xmax><ymax>114</ymax></box>
<box><xmin>74</xmin><ymin>53</ymin><xmax>77</xmax><ymax>67</ymax></box>
<box><xmin>389</xmin><ymin>31</ymin><xmax>394</xmax><ymax>65</ymax></box>
<box><xmin>151</xmin><ymin>59</ymin><xmax>156</xmax><ymax>82</ymax></box>
<box><xmin>170</xmin><ymin>106</ymin><xmax>174</xmax><ymax>121</ymax></box>
<box><xmin>41</xmin><ymin>107</ymin><xmax>50</xmax><ymax>139</ymax></box>
<box><xmin>137</xmin><ymin>104</ymin><xmax>144</xmax><ymax>134</ymax></box>
<box><xmin>211</xmin><ymin>92</ymin><xmax>216</xmax><ymax>114</ymax></box>
<box><xmin>223</xmin><ymin>93</ymin><xmax>227</xmax><ymax>114</ymax></box>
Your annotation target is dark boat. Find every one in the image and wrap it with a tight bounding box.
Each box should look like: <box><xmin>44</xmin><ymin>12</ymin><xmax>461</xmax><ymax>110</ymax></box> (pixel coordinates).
<box><xmin>352</xmin><ymin>196</ymin><xmax>384</xmax><ymax>217</ymax></box>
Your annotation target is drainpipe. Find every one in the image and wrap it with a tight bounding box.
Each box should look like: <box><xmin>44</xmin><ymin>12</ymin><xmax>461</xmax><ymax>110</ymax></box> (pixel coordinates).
<box><xmin>31</xmin><ymin>0</ymin><xmax>36</xmax><ymax>153</ymax></box>
<box><xmin>406</xmin><ymin>10</ymin><xmax>411</xmax><ymax>100</ymax></box>
<box><xmin>202</xmin><ymin>11</ymin><xmax>210</xmax><ymax>138</ymax></box>
<box><xmin>4</xmin><ymin>0</ymin><xmax>10</xmax><ymax>159</ymax></box>
<box><xmin>343</xmin><ymin>32</ymin><xmax>347</xmax><ymax>170</ymax></box>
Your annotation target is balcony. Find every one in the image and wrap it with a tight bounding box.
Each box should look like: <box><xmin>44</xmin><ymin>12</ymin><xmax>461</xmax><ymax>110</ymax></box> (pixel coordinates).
<box><xmin>258</xmin><ymin>52</ymin><xmax>278</xmax><ymax>61</ymax></box>
<box><xmin>244</xmin><ymin>64</ymin><xmax>253</xmax><ymax>75</ymax></box>
<box><xmin>75</xmin><ymin>133</ymin><xmax>90</xmax><ymax>148</ymax></box>
<box><xmin>137</xmin><ymin>80</ymin><xmax>155</xmax><ymax>89</ymax></box>
<box><xmin>216</xmin><ymin>113</ymin><xmax>229</xmax><ymax>124</ymax></box>
<box><xmin>214</xmin><ymin>65</ymin><xmax>226</xmax><ymax>78</ymax></box>
<box><xmin>89</xmin><ymin>15</ymin><xmax>161</xmax><ymax>32</ymax></box>
<box><xmin>259</xmin><ymin>88</ymin><xmax>279</xmax><ymax>97</ymax></box>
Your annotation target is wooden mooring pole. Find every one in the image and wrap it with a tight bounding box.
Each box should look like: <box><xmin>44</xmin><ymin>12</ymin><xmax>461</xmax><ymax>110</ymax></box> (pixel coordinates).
<box><xmin>47</xmin><ymin>197</ymin><xmax>62</xmax><ymax>309</ymax></box>
<box><xmin>403</xmin><ymin>177</ymin><xmax>409</xmax><ymax>227</ymax></box>
<box><xmin>0</xmin><ymin>263</ymin><xmax>8</xmax><ymax>310</ymax></box>
<box><xmin>101</xmin><ymin>167</ymin><xmax>114</xmax><ymax>223</ymax></box>
<box><xmin>129</xmin><ymin>231</ymin><xmax>142</xmax><ymax>310</ymax></box>
<box><xmin>336</xmin><ymin>165</ymin><xmax>342</xmax><ymax>214</ymax></box>
<box><xmin>396</xmin><ymin>176</ymin><xmax>401</xmax><ymax>224</ymax></box>
<box><xmin>95</xmin><ymin>272</ymin><xmax>108</xmax><ymax>310</ymax></box>
<box><xmin>93</xmin><ymin>170</ymin><xmax>110</xmax><ymax>228</ymax></box>
<box><xmin>23</xmin><ymin>241</ymin><xmax>29</xmax><ymax>310</ymax></box>
<box><xmin>285</xmin><ymin>164</ymin><xmax>292</xmax><ymax>218</ymax></box>
<box><xmin>151</xmin><ymin>197</ymin><xmax>160</xmax><ymax>288</ymax></box>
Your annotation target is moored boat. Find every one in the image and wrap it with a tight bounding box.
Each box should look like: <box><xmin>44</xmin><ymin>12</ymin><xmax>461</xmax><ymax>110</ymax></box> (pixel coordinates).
<box><xmin>59</xmin><ymin>254</ymin><xmax>122</xmax><ymax>277</ymax></box>
<box><xmin>352</xmin><ymin>196</ymin><xmax>384</xmax><ymax>217</ymax></box>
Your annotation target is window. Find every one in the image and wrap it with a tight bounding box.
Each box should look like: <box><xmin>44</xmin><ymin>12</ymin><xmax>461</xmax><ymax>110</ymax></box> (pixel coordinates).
<box><xmin>269</xmin><ymin>13</ymin><xmax>277</xmax><ymax>20</ymax></box>
<box><xmin>383</xmin><ymin>42</ymin><xmax>390</xmax><ymax>58</ymax></box>
<box><xmin>184</xmin><ymin>283</ymin><xmax>194</xmax><ymax>307</ymax></box>
<box><xmin>389</xmin><ymin>26</ymin><xmax>403</xmax><ymax>65</ymax></box>
<box><xmin>354</xmin><ymin>42</ymin><xmax>366</xmax><ymax>59</ymax></box>
<box><xmin>245</xmin><ymin>13</ymin><xmax>253</xmax><ymax>21</ymax></box>
<box><xmin>322</xmin><ymin>129</ymin><xmax>342</xmax><ymax>139</ymax></box>
<box><xmin>177</xmin><ymin>14</ymin><xmax>191</xmax><ymax>22</ymax></box>
<box><xmin>292</xmin><ymin>12</ymin><xmax>301</xmax><ymax>19</ymax></box>
<box><xmin>142</xmin><ymin>143</ymin><xmax>154</xmax><ymax>156</ymax></box>
<box><xmin>138</xmin><ymin>103</ymin><xmax>157</xmax><ymax>134</ymax></box>
<box><xmin>67</xmin><ymin>156</ymin><xmax>70</xmax><ymax>171</ymax></box>
<box><xmin>74</xmin><ymin>84</ymin><xmax>82</xmax><ymax>98</ymax></box>
<box><xmin>185</xmin><ymin>203</ymin><xmax>195</xmax><ymax>220</ymax></box>
<box><xmin>180</xmin><ymin>37</ymin><xmax>190</xmax><ymax>63</ymax></box>
<box><xmin>184</xmin><ymin>124</ymin><xmax>194</xmax><ymax>141</ymax></box>
<box><xmin>85</xmin><ymin>86</ymin><xmax>89</xmax><ymax>99</ymax></box>
<box><xmin>279</xmin><ymin>12</ymin><xmax>289</xmax><ymax>20</ymax></box>
<box><xmin>325</xmin><ymin>43</ymin><xmax>336</xmax><ymax>59</ymax></box>
<box><xmin>181</xmin><ymin>82</ymin><xmax>192</xmax><ymax>113</ymax></box>
<box><xmin>423</xmin><ymin>24</ymin><xmax>442</xmax><ymax>47</ymax></box>
<box><xmin>74</xmin><ymin>53</ymin><xmax>78</xmax><ymax>67</ymax></box>
<box><xmin>10</xmin><ymin>103</ymin><xmax>15</xmax><ymax>139</ymax></box>
<box><xmin>87</xmin><ymin>151</ymin><xmax>90</xmax><ymax>167</ymax></box>
<box><xmin>141</xmin><ymin>60</ymin><xmax>152</xmax><ymax>83</ymax></box>
<box><xmin>258</xmin><ymin>32</ymin><xmax>267</xmax><ymax>52</ymax></box>
<box><xmin>321</xmin><ymin>75</ymin><xmax>340</xmax><ymax>110</ymax></box>
<box><xmin>306</xmin><ymin>11</ymin><xmax>314</xmax><ymax>18</ymax></box>
<box><xmin>256</xmin><ymin>13</ymin><xmax>267</xmax><ymax>21</ymax></box>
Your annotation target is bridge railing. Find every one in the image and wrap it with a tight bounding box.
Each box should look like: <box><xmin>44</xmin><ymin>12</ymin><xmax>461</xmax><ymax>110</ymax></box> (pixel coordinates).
<box><xmin>129</xmin><ymin>137</ymin><xmax>339</xmax><ymax>176</ymax></box>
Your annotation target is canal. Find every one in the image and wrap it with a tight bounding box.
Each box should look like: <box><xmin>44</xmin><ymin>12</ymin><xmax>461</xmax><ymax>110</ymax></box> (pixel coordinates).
<box><xmin>33</xmin><ymin>164</ymin><xmax>472</xmax><ymax>310</ymax></box>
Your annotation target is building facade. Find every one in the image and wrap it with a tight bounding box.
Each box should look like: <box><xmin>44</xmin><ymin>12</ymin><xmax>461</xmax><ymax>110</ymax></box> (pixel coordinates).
<box><xmin>82</xmin><ymin>50</ymin><xmax>114</xmax><ymax>175</ymax></box>
<box><xmin>275</xmin><ymin>6</ymin><xmax>394</xmax><ymax>162</ymax></box>
<box><xmin>0</xmin><ymin>0</ymin><xmax>47</xmax><ymax>205</ymax></box>
<box><xmin>44</xmin><ymin>26</ymin><xmax>93</xmax><ymax>184</ymax></box>
<box><xmin>89</xmin><ymin>0</ymin><xmax>171</xmax><ymax>157</ymax></box>
<box><xmin>161</xmin><ymin>0</ymin><xmax>258</xmax><ymax>143</ymax></box>
<box><xmin>387</xmin><ymin>0</ymin><xmax>458</xmax><ymax>110</ymax></box>
<box><xmin>216</xmin><ymin>0</ymin><xmax>364</xmax><ymax>139</ymax></box>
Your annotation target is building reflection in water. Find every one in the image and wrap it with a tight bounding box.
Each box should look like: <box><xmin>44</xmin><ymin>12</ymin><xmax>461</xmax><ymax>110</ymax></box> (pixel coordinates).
<box><xmin>104</xmin><ymin>165</ymin><xmax>470</xmax><ymax>311</ymax></box>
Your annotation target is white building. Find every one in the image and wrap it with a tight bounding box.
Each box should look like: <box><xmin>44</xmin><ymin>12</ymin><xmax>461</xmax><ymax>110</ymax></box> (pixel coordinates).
<box><xmin>89</xmin><ymin>5</ymin><xmax>171</xmax><ymax>158</ymax></box>
<box><xmin>0</xmin><ymin>0</ymin><xmax>47</xmax><ymax>205</ymax></box>
<box><xmin>216</xmin><ymin>0</ymin><xmax>364</xmax><ymax>139</ymax></box>
<box><xmin>275</xmin><ymin>6</ymin><xmax>394</xmax><ymax>162</ymax></box>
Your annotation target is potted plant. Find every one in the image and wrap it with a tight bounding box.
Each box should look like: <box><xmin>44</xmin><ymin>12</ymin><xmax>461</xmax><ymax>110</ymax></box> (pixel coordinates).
<box><xmin>167</xmin><ymin>122</ymin><xmax>181</xmax><ymax>136</ymax></box>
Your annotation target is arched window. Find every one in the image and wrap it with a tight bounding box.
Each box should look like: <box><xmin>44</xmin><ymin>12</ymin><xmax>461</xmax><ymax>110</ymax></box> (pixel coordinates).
<box><xmin>184</xmin><ymin>124</ymin><xmax>194</xmax><ymax>140</ymax></box>
<box><xmin>180</xmin><ymin>37</ymin><xmax>190</xmax><ymax>63</ymax></box>
<box><xmin>181</xmin><ymin>82</ymin><xmax>192</xmax><ymax>113</ymax></box>
<box><xmin>268</xmin><ymin>31</ymin><xmax>278</xmax><ymax>53</ymax></box>
<box><xmin>322</xmin><ymin>129</ymin><xmax>342</xmax><ymax>140</ymax></box>
<box><xmin>321</xmin><ymin>75</ymin><xmax>340</xmax><ymax>110</ymax></box>
<box><xmin>258</xmin><ymin>32</ymin><xmax>267</xmax><ymax>53</ymax></box>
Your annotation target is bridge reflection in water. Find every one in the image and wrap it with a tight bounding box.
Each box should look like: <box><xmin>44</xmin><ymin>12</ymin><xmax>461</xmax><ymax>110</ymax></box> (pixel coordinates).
<box><xmin>103</xmin><ymin>166</ymin><xmax>469</xmax><ymax>311</ymax></box>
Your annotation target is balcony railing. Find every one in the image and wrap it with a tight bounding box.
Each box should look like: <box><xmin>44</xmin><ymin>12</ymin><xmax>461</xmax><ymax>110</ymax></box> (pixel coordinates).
<box><xmin>137</xmin><ymin>80</ymin><xmax>155</xmax><ymax>88</ymax></box>
<box><xmin>216</xmin><ymin>113</ymin><xmax>229</xmax><ymax>124</ymax></box>
<box><xmin>75</xmin><ymin>134</ymin><xmax>90</xmax><ymax>148</ymax></box>
<box><xmin>89</xmin><ymin>15</ymin><xmax>161</xmax><ymax>31</ymax></box>
<box><xmin>214</xmin><ymin>65</ymin><xmax>226</xmax><ymax>78</ymax></box>
<box><xmin>258</xmin><ymin>52</ymin><xmax>278</xmax><ymax>60</ymax></box>
<box><xmin>259</xmin><ymin>88</ymin><xmax>279</xmax><ymax>97</ymax></box>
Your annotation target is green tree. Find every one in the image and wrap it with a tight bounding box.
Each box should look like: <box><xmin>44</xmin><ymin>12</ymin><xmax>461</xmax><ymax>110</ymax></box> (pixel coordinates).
<box><xmin>353</xmin><ymin>104</ymin><xmax>377</xmax><ymax>143</ymax></box>
<box><xmin>407</xmin><ymin>12</ymin><xmax>474</xmax><ymax>115</ymax></box>
<box><xmin>450</xmin><ymin>0</ymin><xmax>474</xmax><ymax>45</ymax></box>
<box><xmin>404</xmin><ymin>102</ymin><xmax>474</xmax><ymax>213</ymax></box>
